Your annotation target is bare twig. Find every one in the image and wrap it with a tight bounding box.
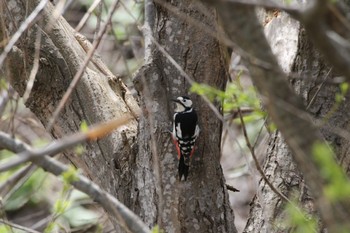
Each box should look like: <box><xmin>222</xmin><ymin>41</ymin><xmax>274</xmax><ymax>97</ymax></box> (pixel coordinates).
<box><xmin>229</xmin><ymin>0</ymin><xmax>302</xmax><ymax>17</ymax></box>
<box><xmin>297</xmin><ymin>2</ymin><xmax>350</xmax><ymax>83</ymax></box>
<box><xmin>224</xmin><ymin>107</ymin><xmax>255</xmax><ymax>121</ymax></box>
<box><xmin>0</xmin><ymin>89</ymin><xmax>10</xmax><ymax>116</ymax></box>
<box><xmin>114</xmin><ymin>0</ymin><xmax>141</xmax><ymax>78</ymax></box>
<box><xmin>237</xmin><ymin>106</ymin><xmax>290</xmax><ymax>203</ymax></box>
<box><xmin>236</xmin><ymin>107</ymin><xmax>314</xmax><ymax>224</ymax></box>
<box><xmin>0</xmin><ymin>0</ymin><xmax>49</xmax><ymax>68</ymax></box>
<box><xmin>238</xmin><ymin>113</ymin><xmax>316</xmax><ymax>229</ymax></box>
<box><xmin>328</xmin><ymin>4</ymin><xmax>350</xmax><ymax>33</ymax></box>
<box><xmin>47</xmin><ymin>0</ymin><xmax>121</xmax><ymax>131</ymax></box>
<box><xmin>75</xmin><ymin>0</ymin><xmax>102</xmax><ymax>32</ymax></box>
<box><xmin>0</xmin><ymin>164</ymin><xmax>36</xmax><ymax>198</ymax></box>
<box><xmin>226</xmin><ymin>184</ymin><xmax>240</xmax><ymax>192</ymax></box>
<box><xmin>0</xmin><ymin>114</ymin><xmax>134</xmax><ymax>172</ymax></box>
<box><xmin>0</xmin><ymin>219</ymin><xmax>40</xmax><ymax>233</ymax></box>
<box><xmin>62</xmin><ymin>0</ymin><xmax>74</xmax><ymax>14</ymax></box>
<box><xmin>231</xmin><ymin>0</ymin><xmax>350</xmax><ymax>84</ymax></box>
<box><xmin>0</xmin><ymin>132</ymin><xmax>150</xmax><ymax>233</ymax></box>
<box><xmin>94</xmin><ymin>0</ymin><xmax>103</xmax><ymax>43</ymax></box>
<box><xmin>23</xmin><ymin>23</ymin><xmax>42</xmax><ymax>102</ymax></box>
<box><xmin>306</xmin><ymin>68</ymin><xmax>332</xmax><ymax>110</ymax></box>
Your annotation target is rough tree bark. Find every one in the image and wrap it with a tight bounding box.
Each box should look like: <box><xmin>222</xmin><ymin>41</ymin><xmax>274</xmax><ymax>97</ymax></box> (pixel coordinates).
<box><xmin>245</xmin><ymin>9</ymin><xmax>350</xmax><ymax>233</ymax></box>
<box><xmin>243</xmin><ymin>13</ymin><xmax>306</xmax><ymax>232</ymax></box>
<box><xmin>1</xmin><ymin>0</ymin><xmax>139</xmax><ymax>209</ymax></box>
<box><xmin>1</xmin><ymin>0</ymin><xmax>236</xmax><ymax>232</ymax></box>
<box><xmin>204</xmin><ymin>0</ymin><xmax>350</xmax><ymax>232</ymax></box>
<box><xmin>132</xmin><ymin>0</ymin><xmax>236</xmax><ymax>232</ymax></box>
<box><xmin>213</xmin><ymin>3</ymin><xmax>350</xmax><ymax>233</ymax></box>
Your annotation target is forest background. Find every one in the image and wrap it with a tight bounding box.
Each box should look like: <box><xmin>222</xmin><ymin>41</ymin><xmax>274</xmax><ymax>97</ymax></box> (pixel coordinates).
<box><xmin>1</xmin><ymin>0</ymin><xmax>350</xmax><ymax>233</ymax></box>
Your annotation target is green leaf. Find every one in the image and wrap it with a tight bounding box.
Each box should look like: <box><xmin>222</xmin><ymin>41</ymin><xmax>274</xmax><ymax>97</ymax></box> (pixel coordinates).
<box><xmin>0</xmin><ymin>149</ymin><xmax>15</xmax><ymax>160</ymax></box>
<box><xmin>267</xmin><ymin>122</ymin><xmax>277</xmax><ymax>132</ymax></box>
<box><xmin>151</xmin><ymin>225</ymin><xmax>165</xmax><ymax>233</ymax></box>
<box><xmin>312</xmin><ymin>142</ymin><xmax>350</xmax><ymax>201</ymax></box>
<box><xmin>285</xmin><ymin>201</ymin><xmax>318</xmax><ymax>233</ymax></box>
<box><xmin>190</xmin><ymin>82</ymin><xmax>220</xmax><ymax>102</ymax></box>
<box><xmin>4</xmin><ymin>168</ymin><xmax>47</xmax><ymax>211</ymax></box>
<box><xmin>80</xmin><ymin>120</ymin><xmax>89</xmax><ymax>133</ymax></box>
<box><xmin>335</xmin><ymin>93</ymin><xmax>343</xmax><ymax>103</ymax></box>
<box><xmin>335</xmin><ymin>82</ymin><xmax>349</xmax><ymax>104</ymax></box>
<box><xmin>191</xmin><ymin>81</ymin><xmax>264</xmax><ymax>122</ymax></box>
<box><xmin>44</xmin><ymin>222</ymin><xmax>57</xmax><ymax>233</ymax></box>
<box><xmin>74</xmin><ymin>145</ymin><xmax>85</xmax><ymax>156</ymax></box>
<box><xmin>54</xmin><ymin>199</ymin><xmax>71</xmax><ymax>215</ymax></box>
<box><xmin>340</xmin><ymin>82</ymin><xmax>349</xmax><ymax>95</ymax></box>
<box><xmin>61</xmin><ymin>166</ymin><xmax>79</xmax><ymax>184</ymax></box>
<box><xmin>62</xmin><ymin>206</ymin><xmax>98</xmax><ymax>227</ymax></box>
<box><xmin>0</xmin><ymin>225</ymin><xmax>12</xmax><ymax>233</ymax></box>
<box><xmin>0</xmin><ymin>78</ymin><xmax>7</xmax><ymax>90</ymax></box>
<box><xmin>69</xmin><ymin>189</ymin><xmax>89</xmax><ymax>202</ymax></box>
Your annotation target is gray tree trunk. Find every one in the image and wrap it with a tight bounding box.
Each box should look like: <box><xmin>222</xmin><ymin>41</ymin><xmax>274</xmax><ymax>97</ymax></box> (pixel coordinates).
<box><xmin>132</xmin><ymin>1</ymin><xmax>236</xmax><ymax>232</ymax></box>
<box><xmin>244</xmin><ymin>10</ymin><xmax>350</xmax><ymax>233</ymax></box>
<box><xmin>1</xmin><ymin>0</ymin><xmax>138</xmax><ymax>204</ymax></box>
<box><xmin>1</xmin><ymin>0</ymin><xmax>236</xmax><ymax>232</ymax></box>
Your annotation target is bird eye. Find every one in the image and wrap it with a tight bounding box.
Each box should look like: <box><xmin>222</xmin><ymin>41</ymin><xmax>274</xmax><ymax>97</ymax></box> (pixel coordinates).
<box><xmin>183</xmin><ymin>99</ymin><xmax>186</xmax><ymax>102</ymax></box>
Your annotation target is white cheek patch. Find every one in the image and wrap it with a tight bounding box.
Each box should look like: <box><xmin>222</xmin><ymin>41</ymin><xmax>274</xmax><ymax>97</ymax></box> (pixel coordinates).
<box><xmin>175</xmin><ymin>103</ymin><xmax>185</xmax><ymax>112</ymax></box>
<box><xmin>185</xmin><ymin>100</ymin><xmax>192</xmax><ymax>108</ymax></box>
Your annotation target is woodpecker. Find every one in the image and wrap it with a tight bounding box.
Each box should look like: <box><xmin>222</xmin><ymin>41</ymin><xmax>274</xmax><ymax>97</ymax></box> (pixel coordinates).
<box><xmin>172</xmin><ymin>96</ymin><xmax>200</xmax><ymax>181</ymax></box>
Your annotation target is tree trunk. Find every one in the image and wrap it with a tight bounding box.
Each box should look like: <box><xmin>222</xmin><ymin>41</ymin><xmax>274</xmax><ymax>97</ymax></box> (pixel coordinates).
<box><xmin>244</xmin><ymin>9</ymin><xmax>350</xmax><ymax>233</ymax></box>
<box><xmin>1</xmin><ymin>0</ymin><xmax>236</xmax><ymax>232</ymax></box>
<box><xmin>132</xmin><ymin>1</ymin><xmax>236</xmax><ymax>232</ymax></box>
<box><xmin>1</xmin><ymin>0</ymin><xmax>138</xmax><ymax>230</ymax></box>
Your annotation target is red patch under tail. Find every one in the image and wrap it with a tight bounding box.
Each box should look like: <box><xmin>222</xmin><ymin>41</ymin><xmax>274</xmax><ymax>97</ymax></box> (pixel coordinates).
<box><xmin>172</xmin><ymin>137</ymin><xmax>181</xmax><ymax>159</ymax></box>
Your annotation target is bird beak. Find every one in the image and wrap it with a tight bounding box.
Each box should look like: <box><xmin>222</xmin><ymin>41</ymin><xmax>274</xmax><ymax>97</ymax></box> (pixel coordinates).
<box><xmin>172</xmin><ymin>98</ymin><xmax>180</xmax><ymax>103</ymax></box>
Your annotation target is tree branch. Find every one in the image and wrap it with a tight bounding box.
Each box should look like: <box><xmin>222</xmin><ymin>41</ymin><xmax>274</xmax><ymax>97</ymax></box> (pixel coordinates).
<box><xmin>0</xmin><ymin>164</ymin><xmax>36</xmax><ymax>198</ymax></box>
<box><xmin>227</xmin><ymin>0</ymin><xmax>350</xmax><ymax>81</ymax></box>
<box><xmin>237</xmin><ymin>106</ymin><xmax>290</xmax><ymax>203</ymax></box>
<box><xmin>226</xmin><ymin>184</ymin><xmax>240</xmax><ymax>192</ymax></box>
<box><xmin>226</xmin><ymin>0</ymin><xmax>301</xmax><ymax>16</ymax></box>
<box><xmin>299</xmin><ymin>2</ymin><xmax>350</xmax><ymax>81</ymax></box>
<box><xmin>0</xmin><ymin>0</ymin><xmax>49</xmax><ymax>67</ymax></box>
<box><xmin>0</xmin><ymin>115</ymin><xmax>134</xmax><ymax>172</ymax></box>
<box><xmin>0</xmin><ymin>131</ymin><xmax>150</xmax><ymax>233</ymax></box>
<box><xmin>47</xmin><ymin>0</ymin><xmax>121</xmax><ymax>131</ymax></box>
<box><xmin>0</xmin><ymin>218</ymin><xmax>40</xmax><ymax>233</ymax></box>
<box><xmin>202</xmin><ymin>0</ymin><xmax>350</xmax><ymax>231</ymax></box>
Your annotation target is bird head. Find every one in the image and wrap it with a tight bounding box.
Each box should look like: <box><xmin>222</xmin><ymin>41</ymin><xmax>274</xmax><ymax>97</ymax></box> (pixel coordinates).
<box><xmin>172</xmin><ymin>96</ymin><xmax>193</xmax><ymax>112</ymax></box>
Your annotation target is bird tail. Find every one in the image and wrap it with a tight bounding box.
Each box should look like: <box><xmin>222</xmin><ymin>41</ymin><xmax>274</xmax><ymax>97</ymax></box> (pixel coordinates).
<box><xmin>178</xmin><ymin>154</ymin><xmax>190</xmax><ymax>181</ymax></box>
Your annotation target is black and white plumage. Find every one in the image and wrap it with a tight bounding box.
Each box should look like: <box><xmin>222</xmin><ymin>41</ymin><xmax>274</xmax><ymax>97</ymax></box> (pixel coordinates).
<box><xmin>172</xmin><ymin>96</ymin><xmax>200</xmax><ymax>180</ymax></box>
